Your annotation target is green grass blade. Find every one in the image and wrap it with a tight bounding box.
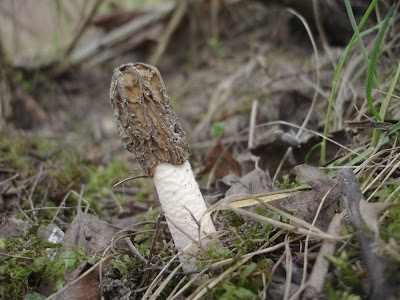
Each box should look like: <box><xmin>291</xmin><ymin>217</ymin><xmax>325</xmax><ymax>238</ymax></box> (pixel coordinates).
<box><xmin>388</xmin><ymin>122</ymin><xmax>400</xmax><ymax>135</ymax></box>
<box><xmin>372</xmin><ymin>61</ymin><xmax>400</xmax><ymax>144</ymax></box>
<box><xmin>305</xmin><ymin>142</ymin><xmax>321</xmax><ymax>164</ymax></box>
<box><xmin>320</xmin><ymin>0</ymin><xmax>378</xmax><ymax>164</ymax></box>
<box><xmin>345</xmin><ymin>0</ymin><xmax>369</xmax><ymax>63</ymax></box>
<box><xmin>365</xmin><ymin>5</ymin><xmax>394</xmax><ymax>122</ymax></box>
<box><xmin>379</xmin><ymin>61</ymin><xmax>400</xmax><ymax>119</ymax></box>
<box><xmin>345</xmin><ymin>0</ymin><xmax>384</xmax><ymax>121</ymax></box>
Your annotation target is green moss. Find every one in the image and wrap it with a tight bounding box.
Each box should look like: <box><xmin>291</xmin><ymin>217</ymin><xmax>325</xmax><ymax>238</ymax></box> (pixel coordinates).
<box><xmin>0</xmin><ymin>134</ymin><xmax>31</xmax><ymax>175</ymax></box>
<box><xmin>88</xmin><ymin>160</ymin><xmax>130</xmax><ymax>188</ymax></box>
<box><xmin>203</xmin><ymin>258</ymin><xmax>270</xmax><ymax>300</ymax></box>
<box><xmin>372</xmin><ymin>178</ymin><xmax>400</xmax><ymax>242</ymax></box>
<box><xmin>0</xmin><ymin>231</ymin><xmax>97</xmax><ymax>299</ymax></box>
<box><xmin>49</xmin><ymin>150</ymin><xmax>89</xmax><ymax>186</ymax></box>
<box><xmin>110</xmin><ymin>254</ymin><xmax>136</xmax><ymax>276</ymax></box>
<box><xmin>32</xmin><ymin>138</ymin><xmax>59</xmax><ymax>155</ymax></box>
<box><xmin>211</xmin><ymin>121</ymin><xmax>225</xmax><ymax>138</ymax></box>
<box><xmin>325</xmin><ymin>251</ymin><xmax>363</xmax><ymax>297</ymax></box>
<box><xmin>274</xmin><ymin>175</ymin><xmax>302</xmax><ymax>190</ymax></box>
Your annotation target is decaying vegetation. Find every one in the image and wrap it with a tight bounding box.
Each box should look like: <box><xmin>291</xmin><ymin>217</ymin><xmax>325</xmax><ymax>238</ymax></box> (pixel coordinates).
<box><xmin>1</xmin><ymin>0</ymin><xmax>400</xmax><ymax>299</ymax></box>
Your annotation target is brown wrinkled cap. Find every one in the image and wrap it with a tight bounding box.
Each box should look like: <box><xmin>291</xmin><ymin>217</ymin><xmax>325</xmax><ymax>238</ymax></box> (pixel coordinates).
<box><xmin>109</xmin><ymin>62</ymin><xmax>190</xmax><ymax>177</ymax></box>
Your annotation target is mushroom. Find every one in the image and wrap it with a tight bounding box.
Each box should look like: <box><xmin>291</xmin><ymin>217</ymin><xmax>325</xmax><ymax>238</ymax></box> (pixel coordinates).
<box><xmin>109</xmin><ymin>62</ymin><xmax>217</xmax><ymax>271</ymax></box>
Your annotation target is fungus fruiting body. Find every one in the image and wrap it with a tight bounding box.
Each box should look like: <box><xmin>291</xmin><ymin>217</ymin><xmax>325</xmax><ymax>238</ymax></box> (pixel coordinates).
<box><xmin>110</xmin><ymin>62</ymin><xmax>216</xmax><ymax>271</ymax></box>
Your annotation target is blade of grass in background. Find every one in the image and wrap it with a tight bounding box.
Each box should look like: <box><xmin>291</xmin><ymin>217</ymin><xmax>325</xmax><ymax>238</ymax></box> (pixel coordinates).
<box><xmin>372</xmin><ymin>61</ymin><xmax>400</xmax><ymax>145</ymax></box>
<box><xmin>345</xmin><ymin>0</ymin><xmax>383</xmax><ymax>121</ymax></box>
<box><xmin>365</xmin><ymin>5</ymin><xmax>394</xmax><ymax>123</ymax></box>
<box><xmin>321</xmin><ymin>0</ymin><xmax>378</xmax><ymax>164</ymax></box>
<box><xmin>344</xmin><ymin>2</ymin><xmax>396</xmax><ymax>149</ymax></box>
<box><xmin>388</xmin><ymin>121</ymin><xmax>400</xmax><ymax>135</ymax></box>
<box><xmin>368</xmin><ymin>5</ymin><xmax>395</xmax><ymax>147</ymax></box>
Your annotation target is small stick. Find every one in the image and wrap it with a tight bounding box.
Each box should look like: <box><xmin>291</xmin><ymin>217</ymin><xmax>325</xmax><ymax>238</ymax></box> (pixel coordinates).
<box><xmin>302</xmin><ymin>213</ymin><xmax>343</xmax><ymax>299</ymax></box>
<box><xmin>27</xmin><ymin>164</ymin><xmax>44</xmax><ymax>222</ymax></box>
<box><xmin>248</xmin><ymin>99</ymin><xmax>258</xmax><ymax>148</ymax></box>
<box><xmin>149</xmin><ymin>0</ymin><xmax>188</xmax><ymax>65</ymax></box>
<box><xmin>125</xmin><ymin>237</ymin><xmax>148</xmax><ymax>264</ymax></box>
<box><xmin>140</xmin><ymin>212</ymin><xmax>165</xmax><ymax>287</ymax></box>
<box><xmin>62</xmin><ymin>0</ymin><xmax>104</xmax><ymax>57</ymax></box>
<box><xmin>125</xmin><ymin>237</ymin><xmax>200</xmax><ymax>276</ymax></box>
<box><xmin>146</xmin><ymin>211</ymin><xmax>165</xmax><ymax>268</ymax></box>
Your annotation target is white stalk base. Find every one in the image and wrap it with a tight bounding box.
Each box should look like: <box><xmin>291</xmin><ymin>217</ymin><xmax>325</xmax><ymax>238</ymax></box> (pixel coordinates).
<box><xmin>154</xmin><ymin>160</ymin><xmax>217</xmax><ymax>271</ymax></box>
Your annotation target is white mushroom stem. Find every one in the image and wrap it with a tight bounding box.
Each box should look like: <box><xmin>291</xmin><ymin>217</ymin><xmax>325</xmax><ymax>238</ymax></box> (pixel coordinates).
<box><xmin>154</xmin><ymin>161</ymin><xmax>216</xmax><ymax>271</ymax></box>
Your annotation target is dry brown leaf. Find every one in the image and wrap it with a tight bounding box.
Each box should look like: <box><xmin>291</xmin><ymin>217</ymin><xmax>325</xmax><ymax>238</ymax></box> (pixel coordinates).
<box><xmin>59</xmin><ymin>213</ymin><xmax>123</xmax><ymax>255</ymax></box>
<box><xmin>40</xmin><ymin>214</ymin><xmax>125</xmax><ymax>297</ymax></box>
<box><xmin>359</xmin><ymin>201</ymin><xmax>400</xmax><ymax>238</ymax></box>
<box><xmin>0</xmin><ymin>218</ymin><xmax>29</xmax><ymax>237</ymax></box>
<box><xmin>46</xmin><ymin>261</ymin><xmax>103</xmax><ymax>300</ymax></box>
<box><xmin>277</xmin><ymin>165</ymin><xmax>342</xmax><ymax>230</ymax></box>
<box><xmin>225</xmin><ymin>164</ymin><xmax>275</xmax><ymax>197</ymax></box>
<box><xmin>198</xmin><ymin>140</ymin><xmax>242</xmax><ymax>180</ymax></box>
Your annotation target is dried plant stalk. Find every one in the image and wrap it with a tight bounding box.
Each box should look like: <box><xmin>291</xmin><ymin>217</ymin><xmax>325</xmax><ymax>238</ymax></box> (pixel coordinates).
<box><xmin>109</xmin><ymin>62</ymin><xmax>190</xmax><ymax>176</ymax></box>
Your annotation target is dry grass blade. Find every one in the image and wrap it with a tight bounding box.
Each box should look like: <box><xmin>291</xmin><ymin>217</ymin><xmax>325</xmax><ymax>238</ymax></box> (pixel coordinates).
<box><xmin>149</xmin><ymin>261</ymin><xmax>186</xmax><ymax>300</ymax></box>
<box><xmin>303</xmin><ymin>213</ymin><xmax>343</xmax><ymax>299</ymax></box>
<box><xmin>283</xmin><ymin>235</ymin><xmax>293</xmax><ymax>300</ymax></box>
<box><xmin>300</xmin><ymin>183</ymin><xmax>339</xmax><ymax>290</ymax></box>
<box><xmin>365</xmin><ymin>152</ymin><xmax>400</xmax><ymax>201</ymax></box>
<box><xmin>212</xmin><ymin>187</ymin><xmax>306</xmax><ymax>209</ymax></box>
<box><xmin>220</xmin><ymin>203</ymin><xmax>348</xmax><ymax>241</ymax></box>
<box><xmin>273</xmin><ymin>8</ymin><xmax>321</xmax><ymax>180</ymax></box>
<box><xmin>141</xmin><ymin>253</ymin><xmax>181</xmax><ymax>300</ymax></box>
<box><xmin>187</xmin><ymin>256</ymin><xmax>253</xmax><ymax>300</ymax></box>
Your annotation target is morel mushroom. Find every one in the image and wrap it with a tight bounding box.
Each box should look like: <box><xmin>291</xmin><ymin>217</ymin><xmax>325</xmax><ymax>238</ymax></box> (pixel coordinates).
<box><xmin>109</xmin><ymin>62</ymin><xmax>217</xmax><ymax>271</ymax></box>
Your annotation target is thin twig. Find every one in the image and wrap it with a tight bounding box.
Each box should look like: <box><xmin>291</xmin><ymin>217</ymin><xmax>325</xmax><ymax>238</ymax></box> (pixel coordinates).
<box><xmin>141</xmin><ymin>253</ymin><xmax>181</xmax><ymax>300</ymax></box>
<box><xmin>125</xmin><ymin>237</ymin><xmax>148</xmax><ymax>264</ymax></box>
<box><xmin>303</xmin><ymin>214</ymin><xmax>342</xmax><ymax>300</ymax></box>
<box><xmin>113</xmin><ymin>175</ymin><xmax>147</xmax><ymax>188</ymax></box>
<box><xmin>274</xmin><ymin>9</ymin><xmax>320</xmax><ymax>181</ymax></box>
<box><xmin>0</xmin><ymin>252</ymin><xmax>33</xmax><ymax>260</ymax></box>
<box><xmin>149</xmin><ymin>0</ymin><xmax>188</xmax><ymax>65</ymax></box>
<box><xmin>63</xmin><ymin>0</ymin><xmax>104</xmax><ymax>57</ymax></box>
<box><xmin>283</xmin><ymin>236</ymin><xmax>293</xmax><ymax>300</ymax></box>
<box><xmin>27</xmin><ymin>165</ymin><xmax>44</xmax><ymax>223</ymax></box>
<box><xmin>248</xmin><ymin>98</ymin><xmax>259</xmax><ymax>148</ymax></box>
<box><xmin>300</xmin><ymin>184</ymin><xmax>338</xmax><ymax>289</ymax></box>
<box><xmin>140</xmin><ymin>212</ymin><xmax>165</xmax><ymax>287</ymax></box>
<box><xmin>149</xmin><ymin>260</ymin><xmax>186</xmax><ymax>300</ymax></box>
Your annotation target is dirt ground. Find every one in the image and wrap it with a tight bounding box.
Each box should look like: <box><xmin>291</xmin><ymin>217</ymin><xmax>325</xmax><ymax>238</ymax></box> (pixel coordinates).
<box><xmin>1</xmin><ymin>0</ymin><xmax>400</xmax><ymax>299</ymax></box>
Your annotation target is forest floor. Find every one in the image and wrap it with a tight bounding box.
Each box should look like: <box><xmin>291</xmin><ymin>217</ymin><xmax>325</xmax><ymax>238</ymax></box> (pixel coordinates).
<box><xmin>1</xmin><ymin>1</ymin><xmax>400</xmax><ymax>299</ymax></box>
